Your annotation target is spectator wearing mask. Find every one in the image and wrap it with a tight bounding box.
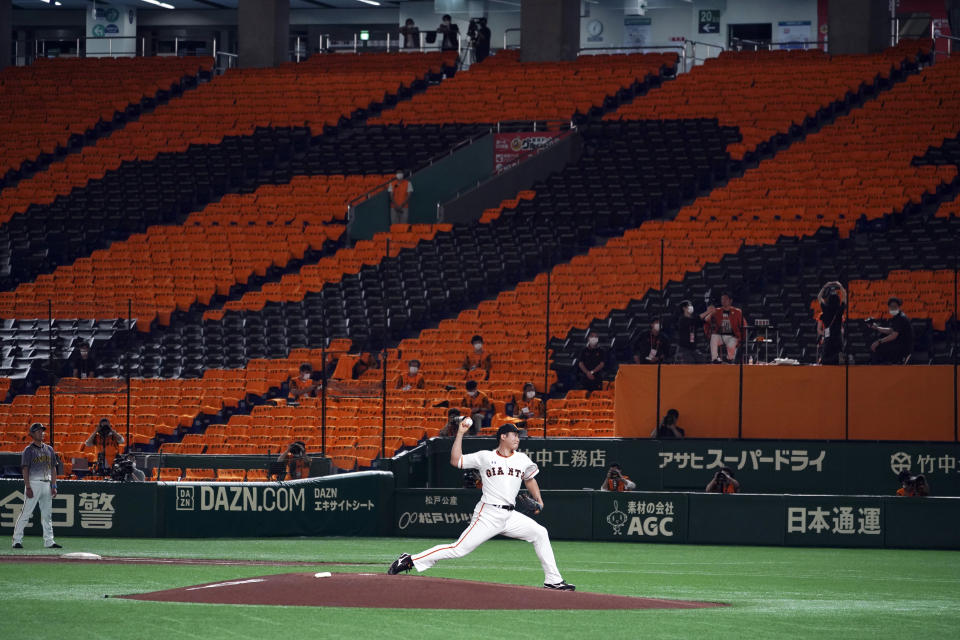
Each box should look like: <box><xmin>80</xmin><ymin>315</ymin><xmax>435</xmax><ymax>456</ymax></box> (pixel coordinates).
<box><xmin>870</xmin><ymin>297</ymin><xmax>914</xmax><ymax>364</ymax></box>
<box><xmin>438</xmin><ymin>14</ymin><xmax>460</xmax><ymax>51</ymax></box>
<box><xmin>651</xmin><ymin>409</ymin><xmax>685</xmax><ymax>439</ymax></box>
<box><xmin>69</xmin><ymin>342</ymin><xmax>96</xmax><ymax>379</ymax></box>
<box><xmin>463</xmin><ymin>334</ymin><xmax>492</xmax><ymax>380</ymax></box>
<box><xmin>706</xmin><ymin>466</ymin><xmax>740</xmax><ymax>493</ymax></box>
<box><xmin>577</xmin><ymin>331</ymin><xmax>607</xmax><ymax>393</ymax></box>
<box><xmin>277</xmin><ymin>441</ymin><xmax>310</xmax><ymax>480</ymax></box>
<box><xmin>397</xmin><ymin>359</ymin><xmax>425</xmax><ymax>391</ymax></box>
<box><xmin>515</xmin><ymin>382</ymin><xmax>544</xmax><ymax>421</ymax></box>
<box><xmin>400</xmin><ymin>18</ymin><xmax>420</xmax><ymax>49</ymax></box>
<box><xmin>388</xmin><ymin>170</ymin><xmax>413</xmax><ymax>225</ymax></box>
<box><xmin>817</xmin><ymin>281</ymin><xmax>847</xmax><ymax>365</ymax></box>
<box><xmin>632</xmin><ymin>320</ymin><xmax>671</xmax><ymax>364</ymax></box>
<box><xmin>600</xmin><ymin>463</ymin><xmax>636</xmax><ymax>492</ymax></box>
<box><xmin>461</xmin><ymin>380</ymin><xmax>493</xmax><ymax>429</ymax></box>
<box><xmin>702</xmin><ymin>292</ymin><xmax>745</xmax><ymax>364</ymax></box>
<box><xmin>288</xmin><ymin>363</ymin><xmax>318</xmax><ymax>402</ymax></box>
<box><xmin>674</xmin><ymin>300</ymin><xmax>700</xmax><ymax>363</ymax></box>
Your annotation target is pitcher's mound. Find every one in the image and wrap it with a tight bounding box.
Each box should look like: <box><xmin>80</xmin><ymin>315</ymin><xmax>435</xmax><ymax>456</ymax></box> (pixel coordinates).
<box><xmin>120</xmin><ymin>572</ymin><xmax>725</xmax><ymax>610</ymax></box>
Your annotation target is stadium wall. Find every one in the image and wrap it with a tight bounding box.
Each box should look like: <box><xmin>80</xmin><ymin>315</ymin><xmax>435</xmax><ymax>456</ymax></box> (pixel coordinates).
<box><xmin>2</xmin><ymin>474</ymin><xmax>956</xmax><ymax>549</ymax></box>
<box><xmin>403</xmin><ymin>437</ymin><xmax>960</xmax><ymax>495</ymax></box>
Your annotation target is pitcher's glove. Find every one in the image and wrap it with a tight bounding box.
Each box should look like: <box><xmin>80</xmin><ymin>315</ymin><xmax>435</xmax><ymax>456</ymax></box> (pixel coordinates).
<box><xmin>515</xmin><ymin>492</ymin><xmax>542</xmax><ymax>516</ymax></box>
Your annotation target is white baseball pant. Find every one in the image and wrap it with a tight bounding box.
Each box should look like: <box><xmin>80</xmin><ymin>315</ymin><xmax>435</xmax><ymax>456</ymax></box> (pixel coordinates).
<box><xmin>411</xmin><ymin>501</ymin><xmax>563</xmax><ymax>584</ymax></box>
<box><xmin>710</xmin><ymin>334</ymin><xmax>739</xmax><ymax>361</ymax></box>
<box><xmin>12</xmin><ymin>482</ymin><xmax>56</xmax><ymax>547</ymax></box>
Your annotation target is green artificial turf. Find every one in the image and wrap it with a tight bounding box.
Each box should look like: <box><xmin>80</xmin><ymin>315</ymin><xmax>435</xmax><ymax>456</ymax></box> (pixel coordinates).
<box><xmin>1</xmin><ymin>536</ymin><xmax>958</xmax><ymax>639</ymax></box>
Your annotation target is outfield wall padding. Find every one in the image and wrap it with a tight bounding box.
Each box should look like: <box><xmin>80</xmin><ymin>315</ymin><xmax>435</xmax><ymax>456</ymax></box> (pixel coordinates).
<box><xmin>0</xmin><ymin>471</ymin><xmax>394</xmax><ymax>538</ymax></box>
<box><xmin>421</xmin><ymin>437</ymin><xmax>960</xmax><ymax>495</ymax></box>
<box><xmin>394</xmin><ymin>489</ymin><xmax>960</xmax><ymax>549</ymax></box>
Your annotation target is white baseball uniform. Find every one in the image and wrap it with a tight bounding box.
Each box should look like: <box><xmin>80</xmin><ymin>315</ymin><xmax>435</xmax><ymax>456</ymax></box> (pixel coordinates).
<box><xmin>12</xmin><ymin>442</ymin><xmax>58</xmax><ymax>547</ymax></box>
<box><xmin>410</xmin><ymin>448</ymin><xmax>564</xmax><ymax>584</ymax></box>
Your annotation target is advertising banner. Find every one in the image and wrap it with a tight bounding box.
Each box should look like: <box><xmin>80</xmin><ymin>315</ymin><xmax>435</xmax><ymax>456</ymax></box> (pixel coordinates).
<box><xmin>494</xmin><ymin>132</ymin><xmax>561</xmax><ymax>173</ymax></box>
<box><xmin>0</xmin><ymin>479</ymin><xmax>157</xmax><ymax>537</ymax></box>
<box><xmin>593</xmin><ymin>491</ymin><xmax>687</xmax><ymax>543</ymax></box>
<box><xmin>159</xmin><ymin>471</ymin><xmax>393</xmax><ymax>537</ymax></box>
<box><xmin>427</xmin><ymin>438</ymin><xmax>960</xmax><ymax>496</ymax></box>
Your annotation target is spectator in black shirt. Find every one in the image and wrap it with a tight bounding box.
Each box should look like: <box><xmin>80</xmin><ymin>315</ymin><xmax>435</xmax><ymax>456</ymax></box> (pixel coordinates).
<box><xmin>68</xmin><ymin>342</ymin><xmax>96</xmax><ymax>379</ymax></box>
<box><xmin>577</xmin><ymin>331</ymin><xmax>607</xmax><ymax>393</ymax></box>
<box><xmin>674</xmin><ymin>300</ymin><xmax>700</xmax><ymax>363</ymax></box>
<box><xmin>870</xmin><ymin>297</ymin><xmax>914</xmax><ymax>364</ymax></box>
<box><xmin>438</xmin><ymin>14</ymin><xmax>460</xmax><ymax>51</ymax></box>
<box><xmin>817</xmin><ymin>281</ymin><xmax>847</xmax><ymax>365</ymax></box>
<box><xmin>632</xmin><ymin>320</ymin><xmax>670</xmax><ymax>364</ymax></box>
<box><xmin>400</xmin><ymin>18</ymin><xmax>420</xmax><ymax>49</ymax></box>
<box><xmin>474</xmin><ymin>17</ymin><xmax>491</xmax><ymax>62</ymax></box>
<box><xmin>651</xmin><ymin>408</ymin><xmax>685</xmax><ymax>438</ymax></box>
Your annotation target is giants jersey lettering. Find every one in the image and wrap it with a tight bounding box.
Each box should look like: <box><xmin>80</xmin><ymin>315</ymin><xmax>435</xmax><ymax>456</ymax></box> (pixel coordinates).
<box><xmin>459</xmin><ymin>450</ymin><xmax>538</xmax><ymax>506</ymax></box>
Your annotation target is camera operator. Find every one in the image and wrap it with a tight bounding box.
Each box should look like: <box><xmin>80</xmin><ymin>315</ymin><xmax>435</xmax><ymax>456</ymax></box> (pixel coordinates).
<box><xmin>817</xmin><ymin>281</ymin><xmax>847</xmax><ymax>365</ymax></box>
<box><xmin>651</xmin><ymin>408</ymin><xmax>685</xmax><ymax>439</ymax></box>
<box><xmin>914</xmin><ymin>474</ymin><xmax>930</xmax><ymax>496</ymax></box>
<box><xmin>600</xmin><ymin>463</ymin><xmax>636</xmax><ymax>492</ymax></box>
<box><xmin>277</xmin><ymin>440</ymin><xmax>310</xmax><ymax>480</ymax></box>
<box><xmin>109</xmin><ymin>453</ymin><xmax>145</xmax><ymax>482</ymax></box>
<box><xmin>83</xmin><ymin>418</ymin><xmax>125</xmax><ymax>475</ymax></box>
<box><xmin>705</xmin><ymin>466</ymin><xmax>740</xmax><ymax>493</ymax></box>
<box><xmin>869</xmin><ymin>297</ymin><xmax>914</xmax><ymax>364</ymax></box>
<box><xmin>437</xmin><ymin>14</ymin><xmax>460</xmax><ymax>52</ymax></box>
<box><xmin>399</xmin><ymin>18</ymin><xmax>420</xmax><ymax>50</ymax></box>
<box><xmin>442</xmin><ymin>412</ymin><xmax>477</xmax><ymax>438</ymax></box>
<box><xmin>471</xmin><ymin>17</ymin><xmax>491</xmax><ymax>63</ymax></box>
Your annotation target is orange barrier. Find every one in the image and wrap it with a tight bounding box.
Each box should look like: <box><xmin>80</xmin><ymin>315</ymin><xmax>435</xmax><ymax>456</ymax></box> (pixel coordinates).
<box><xmin>615</xmin><ymin>365</ymin><xmax>957</xmax><ymax>441</ymax></box>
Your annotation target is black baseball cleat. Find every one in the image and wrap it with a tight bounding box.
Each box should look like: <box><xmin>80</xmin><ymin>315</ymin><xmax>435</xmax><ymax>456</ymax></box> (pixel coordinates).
<box><xmin>387</xmin><ymin>553</ymin><xmax>414</xmax><ymax>575</ymax></box>
<box><xmin>12</xmin><ymin>543</ymin><xmax>23</xmax><ymax>549</ymax></box>
<box><xmin>544</xmin><ymin>581</ymin><xmax>576</xmax><ymax>591</ymax></box>
<box><xmin>46</xmin><ymin>543</ymin><xmax>62</xmax><ymax>549</ymax></box>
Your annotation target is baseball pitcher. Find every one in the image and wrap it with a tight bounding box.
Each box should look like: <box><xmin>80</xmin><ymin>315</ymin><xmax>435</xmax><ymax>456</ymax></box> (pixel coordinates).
<box><xmin>388</xmin><ymin>420</ymin><xmax>574</xmax><ymax>591</ymax></box>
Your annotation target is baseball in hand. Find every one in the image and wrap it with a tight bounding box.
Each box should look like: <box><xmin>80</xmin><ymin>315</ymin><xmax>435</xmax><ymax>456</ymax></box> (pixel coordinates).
<box><xmin>459</xmin><ymin>417</ymin><xmax>473</xmax><ymax>432</ymax></box>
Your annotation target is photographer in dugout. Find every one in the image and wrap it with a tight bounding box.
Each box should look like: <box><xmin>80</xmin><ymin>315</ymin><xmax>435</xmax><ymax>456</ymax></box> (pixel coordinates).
<box><xmin>83</xmin><ymin>418</ymin><xmax>125</xmax><ymax>475</ymax></box>
<box><xmin>600</xmin><ymin>463</ymin><xmax>636</xmax><ymax>492</ymax></box>
<box><xmin>277</xmin><ymin>440</ymin><xmax>310</xmax><ymax>480</ymax></box>
<box><xmin>705</xmin><ymin>466</ymin><xmax>740</xmax><ymax>493</ymax></box>
<box><xmin>109</xmin><ymin>453</ymin><xmax>145</xmax><ymax>482</ymax></box>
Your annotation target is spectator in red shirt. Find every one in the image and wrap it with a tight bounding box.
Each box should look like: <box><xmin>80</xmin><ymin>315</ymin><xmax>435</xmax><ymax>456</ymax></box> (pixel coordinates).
<box><xmin>702</xmin><ymin>292</ymin><xmax>745</xmax><ymax>364</ymax></box>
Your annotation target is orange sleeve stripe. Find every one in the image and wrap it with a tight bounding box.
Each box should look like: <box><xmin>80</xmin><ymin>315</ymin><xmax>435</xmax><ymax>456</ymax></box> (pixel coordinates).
<box><xmin>412</xmin><ymin>504</ymin><xmax>485</xmax><ymax>562</ymax></box>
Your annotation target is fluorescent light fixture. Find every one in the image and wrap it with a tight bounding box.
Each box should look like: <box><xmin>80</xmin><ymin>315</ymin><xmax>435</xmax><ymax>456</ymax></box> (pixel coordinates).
<box><xmin>54</xmin><ymin>1</ymin><xmax>61</xmax><ymax>5</ymax></box>
<box><xmin>141</xmin><ymin>0</ymin><xmax>175</xmax><ymax>8</ymax></box>
<box><xmin>40</xmin><ymin>0</ymin><xmax>50</xmax><ymax>4</ymax></box>
<box><xmin>355</xmin><ymin>0</ymin><xmax>381</xmax><ymax>6</ymax></box>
